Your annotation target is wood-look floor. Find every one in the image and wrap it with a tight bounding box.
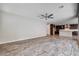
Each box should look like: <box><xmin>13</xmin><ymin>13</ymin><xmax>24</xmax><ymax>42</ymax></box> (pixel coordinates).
<box><xmin>0</xmin><ymin>35</ymin><xmax>78</xmax><ymax>56</ymax></box>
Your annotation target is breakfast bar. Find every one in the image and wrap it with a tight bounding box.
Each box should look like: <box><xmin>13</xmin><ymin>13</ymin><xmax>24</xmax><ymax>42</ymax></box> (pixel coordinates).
<box><xmin>59</xmin><ymin>29</ymin><xmax>78</xmax><ymax>37</ymax></box>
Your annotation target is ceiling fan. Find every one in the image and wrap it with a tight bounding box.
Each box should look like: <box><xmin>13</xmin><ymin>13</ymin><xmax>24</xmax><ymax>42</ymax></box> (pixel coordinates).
<box><xmin>40</xmin><ymin>13</ymin><xmax>53</xmax><ymax>20</ymax></box>
<box><xmin>39</xmin><ymin>5</ymin><xmax>64</xmax><ymax>20</ymax></box>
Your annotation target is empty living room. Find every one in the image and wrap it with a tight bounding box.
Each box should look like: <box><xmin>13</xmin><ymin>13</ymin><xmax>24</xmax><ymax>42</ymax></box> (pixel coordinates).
<box><xmin>0</xmin><ymin>3</ymin><xmax>79</xmax><ymax>56</ymax></box>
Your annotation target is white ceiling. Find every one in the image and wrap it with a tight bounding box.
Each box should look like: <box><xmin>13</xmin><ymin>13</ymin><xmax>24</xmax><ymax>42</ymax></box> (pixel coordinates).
<box><xmin>0</xmin><ymin>3</ymin><xmax>78</xmax><ymax>24</ymax></box>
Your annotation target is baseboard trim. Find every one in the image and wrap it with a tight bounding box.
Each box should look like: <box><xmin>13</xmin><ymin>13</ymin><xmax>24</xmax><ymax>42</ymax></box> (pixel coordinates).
<box><xmin>0</xmin><ymin>35</ymin><xmax>47</xmax><ymax>45</ymax></box>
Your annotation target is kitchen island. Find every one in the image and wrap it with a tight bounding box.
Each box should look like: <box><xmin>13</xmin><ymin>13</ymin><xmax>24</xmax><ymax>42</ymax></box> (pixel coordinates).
<box><xmin>59</xmin><ymin>29</ymin><xmax>78</xmax><ymax>37</ymax></box>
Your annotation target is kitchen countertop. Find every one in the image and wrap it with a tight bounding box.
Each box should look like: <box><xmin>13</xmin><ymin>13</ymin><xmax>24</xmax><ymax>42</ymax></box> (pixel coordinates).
<box><xmin>60</xmin><ymin>29</ymin><xmax>78</xmax><ymax>32</ymax></box>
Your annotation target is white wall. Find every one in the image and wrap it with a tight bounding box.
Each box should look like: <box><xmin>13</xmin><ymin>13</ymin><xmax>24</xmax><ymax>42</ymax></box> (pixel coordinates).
<box><xmin>0</xmin><ymin>11</ymin><xmax>47</xmax><ymax>44</ymax></box>
<box><xmin>64</xmin><ymin>17</ymin><xmax>78</xmax><ymax>24</ymax></box>
<box><xmin>0</xmin><ymin>3</ymin><xmax>77</xmax><ymax>44</ymax></box>
<box><xmin>55</xmin><ymin>17</ymin><xmax>78</xmax><ymax>25</ymax></box>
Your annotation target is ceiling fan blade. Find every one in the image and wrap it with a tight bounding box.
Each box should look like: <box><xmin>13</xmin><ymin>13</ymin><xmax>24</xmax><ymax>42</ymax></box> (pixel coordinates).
<box><xmin>40</xmin><ymin>16</ymin><xmax>44</xmax><ymax>19</ymax></box>
<box><xmin>48</xmin><ymin>14</ymin><xmax>53</xmax><ymax>18</ymax></box>
<box><xmin>40</xmin><ymin>17</ymin><xmax>44</xmax><ymax>19</ymax></box>
<box><xmin>49</xmin><ymin>17</ymin><xmax>53</xmax><ymax>19</ymax></box>
<box><xmin>38</xmin><ymin>15</ymin><xmax>44</xmax><ymax>19</ymax></box>
<box><xmin>41</xmin><ymin>15</ymin><xmax>45</xmax><ymax>17</ymax></box>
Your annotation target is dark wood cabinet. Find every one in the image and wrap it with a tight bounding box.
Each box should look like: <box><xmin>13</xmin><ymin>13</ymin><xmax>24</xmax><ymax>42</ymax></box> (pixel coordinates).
<box><xmin>49</xmin><ymin>24</ymin><xmax>78</xmax><ymax>35</ymax></box>
<box><xmin>55</xmin><ymin>25</ymin><xmax>65</xmax><ymax>35</ymax></box>
<box><xmin>50</xmin><ymin>24</ymin><xmax>53</xmax><ymax>35</ymax></box>
<box><xmin>70</xmin><ymin>24</ymin><xmax>78</xmax><ymax>29</ymax></box>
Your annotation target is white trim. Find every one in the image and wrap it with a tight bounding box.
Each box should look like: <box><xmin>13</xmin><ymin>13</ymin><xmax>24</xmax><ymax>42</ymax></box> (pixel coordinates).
<box><xmin>0</xmin><ymin>35</ymin><xmax>46</xmax><ymax>44</ymax></box>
